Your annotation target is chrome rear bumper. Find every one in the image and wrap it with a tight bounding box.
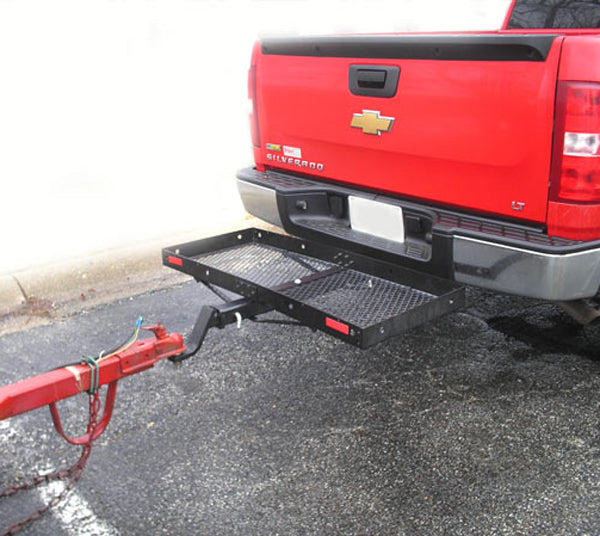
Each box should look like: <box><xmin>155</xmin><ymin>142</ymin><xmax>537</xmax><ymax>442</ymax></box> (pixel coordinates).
<box><xmin>453</xmin><ymin>236</ymin><xmax>600</xmax><ymax>300</ymax></box>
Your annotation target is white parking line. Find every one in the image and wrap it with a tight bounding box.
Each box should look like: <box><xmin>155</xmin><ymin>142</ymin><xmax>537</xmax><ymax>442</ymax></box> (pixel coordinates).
<box><xmin>1</xmin><ymin>420</ymin><xmax>119</xmax><ymax>536</ymax></box>
<box><xmin>40</xmin><ymin>481</ymin><xmax>119</xmax><ymax>536</ymax></box>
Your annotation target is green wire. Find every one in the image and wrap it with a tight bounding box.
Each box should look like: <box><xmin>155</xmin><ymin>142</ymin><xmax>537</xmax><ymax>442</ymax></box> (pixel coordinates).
<box><xmin>100</xmin><ymin>316</ymin><xmax>144</xmax><ymax>360</ymax></box>
<box><xmin>81</xmin><ymin>355</ymin><xmax>100</xmax><ymax>394</ymax></box>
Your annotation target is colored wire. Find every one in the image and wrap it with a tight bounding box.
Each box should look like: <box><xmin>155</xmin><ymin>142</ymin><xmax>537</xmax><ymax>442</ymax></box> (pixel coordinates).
<box><xmin>50</xmin><ymin>317</ymin><xmax>145</xmax><ymax>377</ymax></box>
<box><xmin>97</xmin><ymin>316</ymin><xmax>143</xmax><ymax>362</ymax></box>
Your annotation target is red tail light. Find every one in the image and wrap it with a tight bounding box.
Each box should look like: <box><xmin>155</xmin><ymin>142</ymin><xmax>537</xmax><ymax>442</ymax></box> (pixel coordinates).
<box><xmin>248</xmin><ymin>65</ymin><xmax>260</xmax><ymax>148</ymax></box>
<box><xmin>548</xmin><ymin>82</ymin><xmax>600</xmax><ymax>240</ymax></box>
<box><xmin>550</xmin><ymin>82</ymin><xmax>600</xmax><ymax>203</ymax></box>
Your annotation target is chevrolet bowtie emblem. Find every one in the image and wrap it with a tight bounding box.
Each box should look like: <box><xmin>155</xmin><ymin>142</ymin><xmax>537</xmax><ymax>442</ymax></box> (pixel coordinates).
<box><xmin>350</xmin><ymin>110</ymin><xmax>395</xmax><ymax>136</ymax></box>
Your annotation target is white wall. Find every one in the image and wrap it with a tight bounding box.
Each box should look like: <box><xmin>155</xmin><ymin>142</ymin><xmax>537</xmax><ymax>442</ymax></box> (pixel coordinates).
<box><xmin>0</xmin><ymin>0</ymin><xmax>511</xmax><ymax>273</ymax></box>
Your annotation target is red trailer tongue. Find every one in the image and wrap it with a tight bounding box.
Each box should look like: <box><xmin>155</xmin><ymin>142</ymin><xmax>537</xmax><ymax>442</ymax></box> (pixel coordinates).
<box><xmin>0</xmin><ymin>321</ymin><xmax>185</xmax><ymax>536</ymax></box>
<box><xmin>0</xmin><ymin>324</ymin><xmax>184</xmax><ymax>427</ymax></box>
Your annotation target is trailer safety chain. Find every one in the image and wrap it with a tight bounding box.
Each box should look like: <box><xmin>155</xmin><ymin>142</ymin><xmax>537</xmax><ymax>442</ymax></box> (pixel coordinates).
<box><xmin>0</xmin><ymin>389</ymin><xmax>101</xmax><ymax>536</ymax></box>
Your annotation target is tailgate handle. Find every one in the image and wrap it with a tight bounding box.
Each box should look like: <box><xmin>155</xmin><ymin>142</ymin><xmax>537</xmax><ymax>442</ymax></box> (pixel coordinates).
<box><xmin>357</xmin><ymin>70</ymin><xmax>386</xmax><ymax>88</ymax></box>
<box><xmin>349</xmin><ymin>65</ymin><xmax>400</xmax><ymax>98</ymax></box>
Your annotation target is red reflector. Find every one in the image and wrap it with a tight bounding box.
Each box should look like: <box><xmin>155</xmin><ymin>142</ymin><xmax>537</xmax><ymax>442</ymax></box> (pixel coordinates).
<box><xmin>167</xmin><ymin>256</ymin><xmax>183</xmax><ymax>267</ymax></box>
<box><xmin>325</xmin><ymin>317</ymin><xmax>350</xmax><ymax>335</ymax></box>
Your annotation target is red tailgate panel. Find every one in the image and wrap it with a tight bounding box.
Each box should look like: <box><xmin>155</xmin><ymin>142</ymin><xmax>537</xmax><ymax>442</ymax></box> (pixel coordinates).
<box><xmin>255</xmin><ymin>38</ymin><xmax>563</xmax><ymax>223</ymax></box>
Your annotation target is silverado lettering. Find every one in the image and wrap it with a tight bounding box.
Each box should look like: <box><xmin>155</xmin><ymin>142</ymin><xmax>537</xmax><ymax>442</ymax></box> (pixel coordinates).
<box><xmin>266</xmin><ymin>153</ymin><xmax>324</xmax><ymax>171</ymax></box>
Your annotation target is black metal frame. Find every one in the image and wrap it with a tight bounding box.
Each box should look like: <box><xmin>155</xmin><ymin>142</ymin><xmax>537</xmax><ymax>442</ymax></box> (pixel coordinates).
<box><xmin>163</xmin><ymin>228</ymin><xmax>464</xmax><ymax>349</ymax></box>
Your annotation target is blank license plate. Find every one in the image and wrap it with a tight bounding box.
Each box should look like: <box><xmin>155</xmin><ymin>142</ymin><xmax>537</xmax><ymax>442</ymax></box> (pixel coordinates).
<box><xmin>348</xmin><ymin>196</ymin><xmax>405</xmax><ymax>243</ymax></box>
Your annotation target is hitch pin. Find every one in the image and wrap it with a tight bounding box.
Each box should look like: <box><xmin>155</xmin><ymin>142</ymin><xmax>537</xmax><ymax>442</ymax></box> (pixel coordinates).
<box><xmin>235</xmin><ymin>312</ymin><xmax>242</xmax><ymax>329</ymax></box>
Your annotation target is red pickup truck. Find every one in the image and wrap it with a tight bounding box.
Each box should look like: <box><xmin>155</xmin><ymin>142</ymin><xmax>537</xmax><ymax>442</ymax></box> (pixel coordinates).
<box><xmin>237</xmin><ymin>0</ymin><xmax>600</xmax><ymax>312</ymax></box>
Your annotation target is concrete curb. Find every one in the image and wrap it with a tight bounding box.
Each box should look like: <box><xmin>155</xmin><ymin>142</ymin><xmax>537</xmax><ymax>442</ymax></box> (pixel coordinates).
<box><xmin>0</xmin><ymin>217</ymin><xmax>279</xmax><ymax>317</ymax></box>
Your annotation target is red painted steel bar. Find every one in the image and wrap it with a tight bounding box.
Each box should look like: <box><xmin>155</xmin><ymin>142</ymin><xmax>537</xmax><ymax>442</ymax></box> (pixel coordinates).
<box><xmin>0</xmin><ymin>324</ymin><xmax>185</xmax><ymax>422</ymax></box>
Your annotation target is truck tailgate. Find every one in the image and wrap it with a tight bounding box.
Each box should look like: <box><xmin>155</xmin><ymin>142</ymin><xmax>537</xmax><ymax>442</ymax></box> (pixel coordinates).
<box><xmin>254</xmin><ymin>34</ymin><xmax>563</xmax><ymax>223</ymax></box>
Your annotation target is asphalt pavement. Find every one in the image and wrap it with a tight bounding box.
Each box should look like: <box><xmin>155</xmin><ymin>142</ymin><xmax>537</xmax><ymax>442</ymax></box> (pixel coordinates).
<box><xmin>1</xmin><ymin>280</ymin><xmax>600</xmax><ymax>535</ymax></box>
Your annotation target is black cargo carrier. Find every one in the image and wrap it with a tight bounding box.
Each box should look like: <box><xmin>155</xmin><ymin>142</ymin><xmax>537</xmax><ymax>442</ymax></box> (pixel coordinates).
<box><xmin>163</xmin><ymin>228</ymin><xmax>465</xmax><ymax>349</ymax></box>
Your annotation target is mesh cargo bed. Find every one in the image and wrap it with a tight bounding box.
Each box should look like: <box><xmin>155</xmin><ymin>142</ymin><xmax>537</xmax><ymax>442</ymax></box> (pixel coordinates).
<box><xmin>163</xmin><ymin>228</ymin><xmax>464</xmax><ymax>348</ymax></box>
